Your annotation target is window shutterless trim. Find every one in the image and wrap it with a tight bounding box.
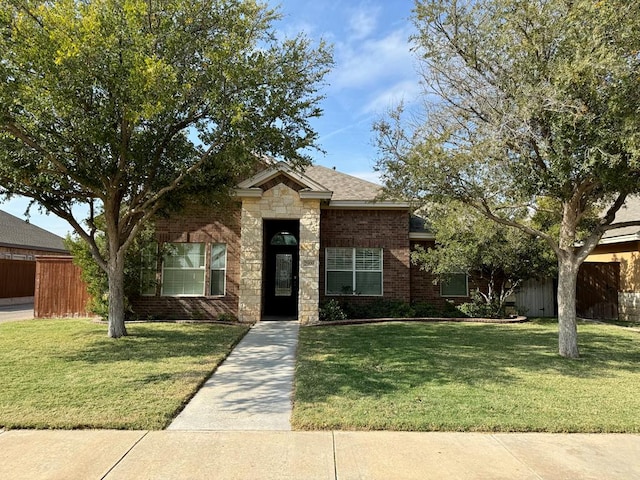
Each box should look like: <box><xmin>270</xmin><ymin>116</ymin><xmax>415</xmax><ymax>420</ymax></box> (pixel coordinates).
<box><xmin>325</xmin><ymin>247</ymin><xmax>384</xmax><ymax>296</ymax></box>
<box><xmin>210</xmin><ymin>243</ymin><xmax>227</xmax><ymax>297</ymax></box>
<box><xmin>161</xmin><ymin>243</ymin><xmax>206</xmax><ymax>297</ymax></box>
<box><xmin>440</xmin><ymin>273</ymin><xmax>469</xmax><ymax>297</ymax></box>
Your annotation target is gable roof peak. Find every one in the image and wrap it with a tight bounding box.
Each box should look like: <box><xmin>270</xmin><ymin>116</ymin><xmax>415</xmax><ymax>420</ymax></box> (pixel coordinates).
<box><xmin>237</xmin><ymin>161</ymin><xmax>330</xmax><ymax>192</ymax></box>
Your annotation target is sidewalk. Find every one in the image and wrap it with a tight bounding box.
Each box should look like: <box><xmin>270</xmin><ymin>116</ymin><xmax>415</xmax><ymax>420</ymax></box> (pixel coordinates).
<box><xmin>2</xmin><ymin>319</ymin><xmax>639</xmax><ymax>478</ymax></box>
<box><xmin>168</xmin><ymin>320</ymin><xmax>299</xmax><ymax>431</ymax></box>
<box><xmin>1</xmin><ymin>429</ymin><xmax>639</xmax><ymax>479</ymax></box>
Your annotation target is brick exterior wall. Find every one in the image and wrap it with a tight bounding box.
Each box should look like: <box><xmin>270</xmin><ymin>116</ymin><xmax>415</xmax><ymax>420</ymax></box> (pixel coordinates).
<box><xmin>410</xmin><ymin>240</ymin><xmax>447</xmax><ymax>307</ymax></box>
<box><xmin>320</xmin><ymin>209</ymin><xmax>411</xmax><ymax>306</ymax></box>
<box><xmin>0</xmin><ymin>246</ymin><xmax>68</xmax><ymax>260</ymax></box>
<box><xmin>130</xmin><ymin>204</ymin><xmax>496</xmax><ymax>321</ymax></box>
<box><xmin>130</xmin><ymin>203</ymin><xmax>242</xmax><ymax>321</ymax></box>
<box><xmin>410</xmin><ymin>240</ymin><xmax>491</xmax><ymax>307</ymax></box>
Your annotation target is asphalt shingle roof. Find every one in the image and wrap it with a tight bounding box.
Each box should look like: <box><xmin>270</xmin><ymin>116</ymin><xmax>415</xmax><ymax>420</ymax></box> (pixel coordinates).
<box><xmin>602</xmin><ymin>196</ymin><xmax>640</xmax><ymax>241</ymax></box>
<box><xmin>302</xmin><ymin>164</ymin><xmax>382</xmax><ymax>201</ymax></box>
<box><xmin>0</xmin><ymin>210</ymin><xmax>67</xmax><ymax>252</ymax></box>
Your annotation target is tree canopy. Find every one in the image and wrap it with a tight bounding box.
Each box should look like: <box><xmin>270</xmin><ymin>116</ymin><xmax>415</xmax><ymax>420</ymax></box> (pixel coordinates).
<box><xmin>414</xmin><ymin>203</ymin><xmax>556</xmax><ymax>318</ymax></box>
<box><xmin>376</xmin><ymin>0</ymin><xmax>640</xmax><ymax>357</ymax></box>
<box><xmin>0</xmin><ymin>0</ymin><xmax>332</xmax><ymax>337</ymax></box>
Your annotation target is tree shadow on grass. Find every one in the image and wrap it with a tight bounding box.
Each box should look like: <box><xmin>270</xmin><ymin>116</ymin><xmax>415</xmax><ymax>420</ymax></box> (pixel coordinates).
<box><xmin>61</xmin><ymin>323</ymin><xmax>249</xmax><ymax>364</ymax></box>
<box><xmin>295</xmin><ymin>322</ymin><xmax>640</xmax><ymax>403</ymax></box>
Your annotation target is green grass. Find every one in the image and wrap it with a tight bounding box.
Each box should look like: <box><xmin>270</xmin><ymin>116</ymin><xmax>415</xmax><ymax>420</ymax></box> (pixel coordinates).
<box><xmin>0</xmin><ymin>319</ymin><xmax>249</xmax><ymax>430</ymax></box>
<box><xmin>293</xmin><ymin>319</ymin><xmax>640</xmax><ymax>432</ymax></box>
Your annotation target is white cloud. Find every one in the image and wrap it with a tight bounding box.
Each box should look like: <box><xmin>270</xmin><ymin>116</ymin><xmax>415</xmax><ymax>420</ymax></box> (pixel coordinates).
<box><xmin>362</xmin><ymin>79</ymin><xmax>422</xmax><ymax>115</ymax></box>
<box><xmin>330</xmin><ymin>27</ymin><xmax>415</xmax><ymax>91</ymax></box>
<box><xmin>347</xmin><ymin>170</ymin><xmax>382</xmax><ymax>185</ymax></box>
<box><xmin>318</xmin><ymin>115</ymin><xmax>373</xmax><ymax>142</ymax></box>
<box><xmin>347</xmin><ymin>5</ymin><xmax>380</xmax><ymax>40</ymax></box>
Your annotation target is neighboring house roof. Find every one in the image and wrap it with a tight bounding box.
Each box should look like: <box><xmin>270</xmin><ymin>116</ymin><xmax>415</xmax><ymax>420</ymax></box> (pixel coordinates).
<box><xmin>0</xmin><ymin>210</ymin><xmax>67</xmax><ymax>253</ymax></box>
<box><xmin>600</xmin><ymin>196</ymin><xmax>640</xmax><ymax>244</ymax></box>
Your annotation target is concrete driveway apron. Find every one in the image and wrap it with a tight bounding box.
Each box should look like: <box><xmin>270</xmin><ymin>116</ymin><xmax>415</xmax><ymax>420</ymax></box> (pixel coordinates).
<box><xmin>0</xmin><ymin>303</ymin><xmax>34</xmax><ymax>323</ymax></box>
<box><xmin>168</xmin><ymin>320</ymin><xmax>299</xmax><ymax>431</ymax></box>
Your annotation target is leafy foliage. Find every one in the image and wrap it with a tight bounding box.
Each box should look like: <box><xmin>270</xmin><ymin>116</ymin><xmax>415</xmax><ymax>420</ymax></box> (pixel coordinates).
<box><xmin>413</xmin><ymin>203</ymin><xmax>556</xmax><ymax>318</ymax></box>
<box><xmin>318</xmin><ymin>299</ymin><xmax>347</xmax><ymax>322</ymax></box>
<box><xmin>375</xmin><ymin>0</ymin><xmax>640</xmax><ymax>356</ymax></box>
<box><xmin>65</xmin><ymin>223</ymin><xmax>157</xmax><ymax>320</ymax></box>
<box><xmin>330</xmin><ymin>299</ymin><xmax>462</xmax><ymax>320</ymax></box>
<box><xmin>0</xmin><ymin>0</ymin><xmax>332</xmax><ymax>336</ymax></box>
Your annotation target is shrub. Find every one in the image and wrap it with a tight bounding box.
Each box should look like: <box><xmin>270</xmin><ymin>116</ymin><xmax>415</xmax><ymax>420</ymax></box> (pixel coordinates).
<box><xmin>456</xmin><ymin>292</ymin><xmax>505</xmax><ymax>318</ymax></box>
<box><xmin>217</xmin><ymin>312</ymin><xmax>238</xmax><ymax>323</ymax></box>
<box><xmin>319</xmin><ymin>300</ymin><xmax>347</xmax><ymax>322</ymax></box>
<box><xmin>338</xmin><ymin>299</ymin><xmax>415</xmax><ymax>319</ymax></box>
<box><xmin>65</xmin><ymin>223</ymin><xmax>156</xmax><ymax>320</ymax></box>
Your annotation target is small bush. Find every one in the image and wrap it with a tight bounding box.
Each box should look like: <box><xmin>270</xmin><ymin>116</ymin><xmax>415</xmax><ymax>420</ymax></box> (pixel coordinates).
<box><xmin>319</xmin><ymin>300</ymin><xmax>347</xmax><ymax>322</ymax></box>
<box><xmin>411</xmin><ymin>301</ymin><xmax>464</xmax><ymax>318</ymax></box>
<box><xmin>456</xmin><ymin>292</ymin><xmax>504</xmax><ymax>318</ymax></box>
<box><xmin>217</xmin><ymin>312</ymin><xmax>238</xmax><ymax>323</ymax></box>
<box><xmin>338</xmin><ymin>299</ymin><xmax>415</xmax><ymax>319</ymax></box>
<box><xmin>412</xmin><ymin>302</ymin><xmax>444</xmax><ymax>318</ymax></box>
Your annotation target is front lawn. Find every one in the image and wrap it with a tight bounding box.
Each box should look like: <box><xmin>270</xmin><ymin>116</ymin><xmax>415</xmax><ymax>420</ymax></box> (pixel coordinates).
<box><xmin>293</xmin><ymin>320</ymin><xmax>640</xmax><ymax>432</ymax></box>
<box><xmin>0</xmin><ymin>319</ymin><xmax>248</xmax><ymax>430</ymax></box>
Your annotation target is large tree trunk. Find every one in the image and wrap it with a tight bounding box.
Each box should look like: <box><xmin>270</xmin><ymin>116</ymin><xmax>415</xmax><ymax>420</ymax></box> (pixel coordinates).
<box><xmin>107</xmin><ymin>253</ymin><xmax>127</xmax><ymax>338</ymax></box>
<box><xmin>556</xmin><ymin>255</ymin><xmax>579</xmax><ymax>358</ymax></box>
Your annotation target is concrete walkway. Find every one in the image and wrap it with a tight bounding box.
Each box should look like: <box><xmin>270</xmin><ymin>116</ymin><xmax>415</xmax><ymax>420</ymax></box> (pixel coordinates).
<box><xmin>0</xmin><ymin>303</ymin><xmax>34</xmax><ymax>323</ymax></box>
<box><xmin>168</xmin><ymin>320</ymin><xmax>299</xmax><ymax>431</ymax></box>
<box><xmin>1</xmin><ymin>429</ymin><xmax>639</xmax><ymax>479</ymax></box>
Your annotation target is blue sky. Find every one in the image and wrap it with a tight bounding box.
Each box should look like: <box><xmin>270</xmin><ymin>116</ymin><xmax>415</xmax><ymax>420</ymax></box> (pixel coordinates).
<box><xmin>272</xmin><ymin>0</ymin><xmax>420</xmax><ymax>180</ymax></box>
<box><xmin>0</xmin><ymin>0</ymin><xmax>421</xmax><ymax>237</ymax></box>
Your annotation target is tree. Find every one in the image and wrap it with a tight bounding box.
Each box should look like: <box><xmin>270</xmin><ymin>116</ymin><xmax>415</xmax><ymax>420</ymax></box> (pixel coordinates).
<box><xmin>375</xmin><ymin>0</ymin><xmax>640</xmax><ymax>357</ymax></box>
<box><xmin>65</xmin><ymin>221</ymin><xmax>156</xmax><ymax>321</ymax></box>
<box><xmin>0</xmin><ymin>0</ymin><xmax>332</xmax><ymax>337</ymax></box>
<box><xmin>414</xmin><ymin>203</ymin><xmax>555</xmax><ymax>318</ymax></box>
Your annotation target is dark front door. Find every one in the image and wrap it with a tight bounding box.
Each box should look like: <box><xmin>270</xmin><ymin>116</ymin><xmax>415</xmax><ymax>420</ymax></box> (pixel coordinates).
<box><xmin>263</xmin><ymin>220</ymin><xmax>299</xmax><ymax>319</ymax></box>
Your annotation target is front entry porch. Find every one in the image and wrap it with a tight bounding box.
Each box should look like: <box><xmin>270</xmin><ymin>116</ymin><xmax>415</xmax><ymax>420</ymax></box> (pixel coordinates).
<box><xmin>236</xmin><ymin>165</ymin><xmax>325</xmax><ymax>324</ymax></box>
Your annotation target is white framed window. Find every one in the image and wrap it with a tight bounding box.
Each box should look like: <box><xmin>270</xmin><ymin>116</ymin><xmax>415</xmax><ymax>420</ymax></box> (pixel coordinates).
<box><xmin>140</xmin><ymin>243</ymin><xmax>158</xmax><ymax>296</ymax></box>
<box><xmin>440</xmin><ymin>273</ymin><xmax>469</xmax><ymax>297</ymax></box>
<box><xmin>210</xmin><ymin>243</ymin><xmax>227</xmax><ymax>296</ymax></box>
<box><xmin>161</xmin><ymin>243</ymin><xmax>206</xmax><ymax>296</ymax></box>
<box><xmin>326</xmin><ymin>247</ymin><xmax>383</xmax><ymax>296</ymax></box>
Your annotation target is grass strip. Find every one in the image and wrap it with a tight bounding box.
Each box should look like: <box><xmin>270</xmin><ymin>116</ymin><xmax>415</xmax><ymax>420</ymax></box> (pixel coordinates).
<box><xmin>0</xmin><ymin>319</ymin><xmax>249</xmax><ymax>430</ymax></box>
<box><xmin>293</xmin><ymin>319</ymin><xmax>640</xmax><ymax>432</ymax></box>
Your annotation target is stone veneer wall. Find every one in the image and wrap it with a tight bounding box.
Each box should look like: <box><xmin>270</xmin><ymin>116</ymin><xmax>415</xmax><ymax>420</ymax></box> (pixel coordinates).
<box><xmin>619</xmin><ymin>292</ymin><xmax>640</xmax><ymax>322</ymax></box>
<box><xmin>239</xmin><ymin>183</ymin><xmax>321</xmax><ymax>323</ymax></box>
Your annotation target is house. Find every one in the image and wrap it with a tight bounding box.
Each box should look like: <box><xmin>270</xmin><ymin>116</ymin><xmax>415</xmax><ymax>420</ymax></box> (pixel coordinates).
<box><xmin>0</xmin><ymin>209</ymin><xmax>68</xmax><ymax>305</ymax></box>
<box><xmin>0</xmin><ymin>209</ymin><xmax>67</xmax><ymax>260</ymax></box>
<box><xmin>131</xmin><ymin>162</ymin><xmax>480</xmax><ymax>323</ymax></box>
<box><xmin>584</xmin><ymin>197</ymin><xmax>640</xmax><ymax>321</ymax></box>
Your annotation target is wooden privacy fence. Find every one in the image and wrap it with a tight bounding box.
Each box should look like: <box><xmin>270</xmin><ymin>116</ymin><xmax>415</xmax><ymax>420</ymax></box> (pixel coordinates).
<box><xmin>0</xmin><ymin>258</ymin><xmax>36</xmax><ymax>298</ymax></box>
<box><xmin>34</xmin><ymin>256</ymin><xmax>91</xmax><ymax>318</ymax></box>
<box><xmin>516</xmin><ymin>262</ymin><xmax>620</xmax><ymax>320</ymax></box>
<box><xmin>576</xmin><ymin>262</ymin><xmax>620</xmax><ymax>320</ymax></box>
